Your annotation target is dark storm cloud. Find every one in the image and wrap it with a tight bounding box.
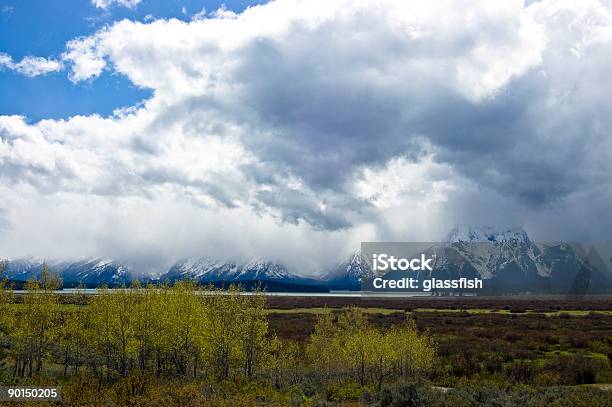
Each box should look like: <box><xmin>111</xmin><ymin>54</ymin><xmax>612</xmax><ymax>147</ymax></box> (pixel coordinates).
<box><xmin>222</xmin><ymin>3</ymin><xmax>612</xmax><ymax>214</ymax></box>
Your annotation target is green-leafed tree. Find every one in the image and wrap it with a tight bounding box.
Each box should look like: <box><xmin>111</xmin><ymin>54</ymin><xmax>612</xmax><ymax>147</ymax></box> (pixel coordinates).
<box><xmin>307</xmin><ymin>308</ymin><xmax>437</xmax><ymax>388</ymax></box>
<box><xmin>10</xmin><ymin>263</ymin><xmax>61</xmax><ymax>377</ymax></box>
<box><xmin>266</xmin><ymin>335</ymin><xmax>300</xmax><ymax>390</ymax></box>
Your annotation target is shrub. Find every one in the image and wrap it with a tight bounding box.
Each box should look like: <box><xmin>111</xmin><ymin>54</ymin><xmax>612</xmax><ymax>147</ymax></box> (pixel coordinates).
<box><xmin>545</xmin><ymin>354</ymin><xmax>607</xmax><ymax>385</ymax></box>
<box><xmin>505</xmin><ymin>360</ymin><xmax>539</xmax><ymax>383</ymax></box>
<box><xmin>377</xmin><ymin>382</ymin><xmax>441</xmax><ymax>407</ymax></box>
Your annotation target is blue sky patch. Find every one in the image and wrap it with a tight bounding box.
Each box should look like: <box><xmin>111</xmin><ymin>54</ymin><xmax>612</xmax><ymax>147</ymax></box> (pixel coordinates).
<box><xmin>0</xmin><ymin>0</ymin><xmax>266</xmax><ymax>120</ymax></box>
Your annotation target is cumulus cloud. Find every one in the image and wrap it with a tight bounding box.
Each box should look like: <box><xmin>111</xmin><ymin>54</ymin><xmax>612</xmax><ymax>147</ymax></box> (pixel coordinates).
<box><xmin>62</xmin><ymin>36</ymin><xmax>107</xmax><ymax>82</ymax></box>
<box><xmin>91</xmin><ymin>0</ymin><xmax>142</xmax><ymax>10</ymax></box>
<box><xmin>1</xmin><ymin>0</ymin><xmax>612</xmax><ymax>272</ymax></box>
<box><xmin>0</xmin><ymin>53</ymin><xmax>63</xmax><ymax>77</ymax></box>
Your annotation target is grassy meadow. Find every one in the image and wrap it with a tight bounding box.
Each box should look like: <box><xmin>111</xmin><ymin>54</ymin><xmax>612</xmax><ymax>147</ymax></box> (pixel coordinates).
<box><xmin>0</xmin><ymin>269</ymin><xmax>611</xmax><ymax>406</ymax></box>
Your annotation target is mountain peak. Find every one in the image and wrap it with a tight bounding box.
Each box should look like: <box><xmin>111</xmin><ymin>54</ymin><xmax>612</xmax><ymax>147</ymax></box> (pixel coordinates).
<box><xmin>446</xmin><ymin>225</ymin><xmax>530</xmax><ymax>244</ymax></box>
<box><xmin>322</xmin><ymin>249</ymin><xmax>371</xmax><ymax>288</ymax></box>
<box><xmin>165</xmin><ymin>256</ymin><xmax>296</xmax><ymax>283</ymax></box>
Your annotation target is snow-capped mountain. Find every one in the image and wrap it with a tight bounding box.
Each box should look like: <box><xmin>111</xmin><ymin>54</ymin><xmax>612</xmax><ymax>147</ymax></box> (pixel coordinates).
<box><xmin>0</xmin><ymin>257</ymin><xmax>135</xmax><ymax>287</ymax></box>
<box><xmin>322</xmin><ymin>226</ymin><xmax>611</xmax><ymax>293</ymax></box>
<box><xmin>161</xmin><ymin>256</ymin><xmax>319</xmax><ymax>287</ymax></box>
<box><xmin>239</xmin><ymin>258</ymin><xmax>295</xmax><ymax>281</ymax></box>
<box><xmin>421</xmin><ymin>226</ymin><xmax>610</xmax><ymax>294</ymax></box>
<box><xmin>446</xmin><ymin>225</ymin><xmax>530</xmax><ymax>244</ymax></box>
<box><xmin>428</xmin><ymin>226</ymin><xmax>544</xmax><ymax>280</ymax></box>
<box><xmin>163</xmin><ymin>257</ymin><xmax>241</xmax><ymax>282</ymax></box>
<box><xmin>2</xmin><ymin>225</ymin><xmax>609</xmax><ymax>293</ymax></box>
<box><xmin>322</xmin><ymin>250</ymin><xmax>372</xmax><ymax>290</ymax></box>
<box><xmin>322</xmin><ymin>226</ymin><xmax>537</xmax><ymax>290</ymax></box>
<box><xmin>59</xmin><ymin>258</ymin><xmax>133</xmax><ymax>286</ymax></box>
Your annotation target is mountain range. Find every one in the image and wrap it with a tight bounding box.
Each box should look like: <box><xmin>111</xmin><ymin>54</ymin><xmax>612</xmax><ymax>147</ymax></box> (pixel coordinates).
<box><xmin>360</xmin><ymin>226</ymin><xmax>611</xmax><ymax>294</ymax></box>
<box><xmin>1</xmin><ymin>225</ymin><xmax>610</xmax><ymax>294</ymax></box>
<box><xmin>0</xmin><ymin>258</ymin><xmax>132</xmax><ymax>288</ymax></box>
<box><xmin>162</xmin><ymin>257</ymin><xmax>326</xmax><ymax>292</ymax></box>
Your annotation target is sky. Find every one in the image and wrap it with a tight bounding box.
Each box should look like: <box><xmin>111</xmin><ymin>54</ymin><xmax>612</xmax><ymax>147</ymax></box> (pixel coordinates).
<box><xmin>0</xmin><ymin>0</ymin><xmax>611</xmax><ymax>275</ymax></box>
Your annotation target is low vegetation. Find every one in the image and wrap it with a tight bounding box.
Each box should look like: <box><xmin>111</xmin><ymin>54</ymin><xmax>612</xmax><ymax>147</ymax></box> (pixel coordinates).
<box><xmin>0</xmin><ymin>263</ymin><xmax>611</xmax><ymax>406</ymax></box>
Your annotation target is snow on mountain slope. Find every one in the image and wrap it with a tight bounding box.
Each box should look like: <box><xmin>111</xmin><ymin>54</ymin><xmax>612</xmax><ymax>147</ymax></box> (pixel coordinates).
<box><xmin>238</xmin><ymin>258</ymin><xmax>293</xmax><ymax>280</ymax></box>
<box><xmin>435</xmin><ymin>225</ymin><xmax>550</xmax><ymax>279</ymax></box>
<box><xmin>1</xmin><ymin>257</ymin><xmax>135</xmax><ymax>286</ymax></box>
<box><xmin>163</xmin><ymin>257</ymin><xmax>302</xmax><ymax>283</ymax></box>
<box><xmin>424</xmin><ymin>226</ymin><xmax>610</xmax><ymax>292</ymax></box>
<box><xmin>165</xmin><ymin>257</ymin><xmax>240</xmax><ymax>281</ymax></box>
<box><xmin>446</xmin><ymin>225</ymin><xmax>530</xmax><ymax>244</ymax></box>
<box><xmin>322</xmin><ymin>250</ymin><xmax>373</xmax><ymax>289</ymax></box>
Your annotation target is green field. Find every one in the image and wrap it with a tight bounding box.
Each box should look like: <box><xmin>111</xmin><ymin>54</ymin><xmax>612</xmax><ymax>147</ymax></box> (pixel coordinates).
<box><xmin>2</xmin><ymin>286</ymin><xmax>612</xmax><ymax>406</ymax></box>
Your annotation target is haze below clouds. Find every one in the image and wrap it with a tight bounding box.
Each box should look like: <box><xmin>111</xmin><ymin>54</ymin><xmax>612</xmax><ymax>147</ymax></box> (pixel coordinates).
<box><xmin>1</xmin><ymin>0</ymin><xmax>611</xmax><ymax>275</ymax></box>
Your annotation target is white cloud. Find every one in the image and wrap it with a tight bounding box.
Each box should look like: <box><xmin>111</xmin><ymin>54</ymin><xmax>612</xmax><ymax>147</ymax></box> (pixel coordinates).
<box><xmin>91</xmin><ymin>0</ymin><xmax>142</xmax><ymax>10</ymax></box>
<box><xmin>0</xmin><ymin>53</ymin><xmax>63</xmax><ymax>77</ymax></box>
<box><xmin>65</xmin><ymin>1</ymin><xmax>547</xmax><ymax>98</ymax></box>
<box><xmin>353</xmin><ymin>154</ymin><xmax>459</xmax><ymax>210</ymax></box>
<box><xmin>192</xmin><ymin>8</ymin><xmax>207</xmax><ymax>22</ymax></box>
<box><xmin>62</xmin><ymin>35</ymin><xmax>107</xmax><ymax>82</ymax></box>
